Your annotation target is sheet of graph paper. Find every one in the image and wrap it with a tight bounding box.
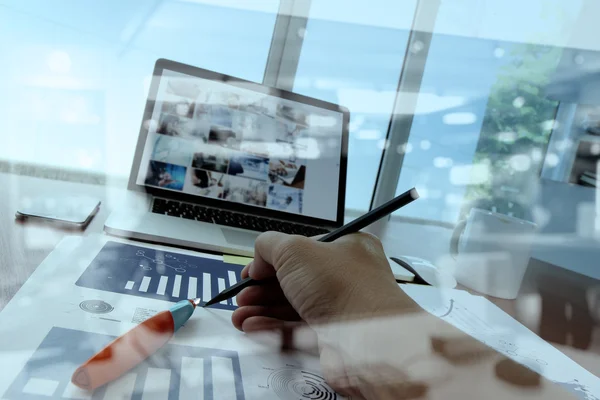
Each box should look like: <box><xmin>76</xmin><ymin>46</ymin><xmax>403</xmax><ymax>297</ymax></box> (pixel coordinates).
<box><xmin>401</xmin><ymin>284</ymin><xmax>600</xmax><ymax>400</ymax></box>
<box><xmin>0</xmin><ymin>235</ymin><xmax>345</xmax><ymax>400</ymax></box>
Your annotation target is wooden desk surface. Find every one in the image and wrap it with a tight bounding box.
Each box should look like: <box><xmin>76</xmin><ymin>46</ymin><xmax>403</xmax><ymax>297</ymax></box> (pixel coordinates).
<box><xmin>2</xmin><ymin>172</ymin><xmax>600</xmax><ymax>378</ymax></box>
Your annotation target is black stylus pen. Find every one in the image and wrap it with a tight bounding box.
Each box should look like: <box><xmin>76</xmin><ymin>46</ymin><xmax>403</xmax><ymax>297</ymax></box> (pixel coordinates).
<box><xmin>203</xmin><ymin>187</ymin><xmax>419</xmax><ymax>307</ymax></box>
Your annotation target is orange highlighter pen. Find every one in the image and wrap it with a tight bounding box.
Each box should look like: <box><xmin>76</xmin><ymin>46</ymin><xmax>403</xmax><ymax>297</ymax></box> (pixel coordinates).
<box><xmin>71</xmin><ymin>299</ymin><xmax>199</xmax><ymax>391</ymax></box>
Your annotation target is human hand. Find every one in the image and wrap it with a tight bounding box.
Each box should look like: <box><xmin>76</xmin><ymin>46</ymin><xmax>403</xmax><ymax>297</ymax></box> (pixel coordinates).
<box><xmin>232</xmin><ymin>231</ymin><xmax>420</xmax><ymax>397</ymax></box>
<box><xmin>232</xmin><ymin>231</ymin><xmax>417</xmax><ymax>332</ymax></box>
<box><xmin>231</xmin><ymin>232</ymin><xmax>577</xmax><ymax>400</ymax></box>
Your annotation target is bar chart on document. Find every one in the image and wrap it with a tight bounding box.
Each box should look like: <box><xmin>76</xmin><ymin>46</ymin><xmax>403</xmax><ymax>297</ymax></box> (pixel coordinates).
<box><xmin>4</xmin><ymin>327</ymin><xmax>246</xmax><ymax>400</ymax></box>
<box><xmin>75</xmin><ymin>242</ymin><xmax>244</xmax><ymax>310</ymax></box>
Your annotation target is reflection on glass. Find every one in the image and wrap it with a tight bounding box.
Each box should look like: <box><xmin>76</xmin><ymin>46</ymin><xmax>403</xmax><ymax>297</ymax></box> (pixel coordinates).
<box><xmin>293</xmin><ymin>0</ymin><xmax>418</xmax><ymax>211</ymax></box>
<box><xmin>0</xmin><ymin>1</ymin><xmax>279</xmax><ymax>175</ymax></box>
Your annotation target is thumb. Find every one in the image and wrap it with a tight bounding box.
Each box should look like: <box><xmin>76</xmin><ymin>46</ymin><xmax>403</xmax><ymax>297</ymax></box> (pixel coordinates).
<box><xmin>248</xmin><ymin>231</ymin><xmax>313</xmax><ymax>281</ymax></box>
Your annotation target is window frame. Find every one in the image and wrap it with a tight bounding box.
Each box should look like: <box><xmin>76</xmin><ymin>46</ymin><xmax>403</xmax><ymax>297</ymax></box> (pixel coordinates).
<box><xmin>540</xmin><ymin>102</ymin><xmax>579</xmax><ymax>182</ymax></box>
<box><xmin>367</xmin><ymin>0</ymin><xmax>440</xmax><ymax>235</ymax></box>
<box><xmin>263</xmin><ymin>0</ymin><xmax>443</xmax><ymax>229</ymax></box>
<box><xmin>262</xmin><ymin>0</ymin><xmax>312</xmax><ymax>90</ymax></box>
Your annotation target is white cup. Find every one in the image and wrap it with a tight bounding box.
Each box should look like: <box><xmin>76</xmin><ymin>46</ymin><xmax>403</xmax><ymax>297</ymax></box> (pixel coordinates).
<box><xmin>450</xmin><ymin>208</ymin><xmax>537</xmax><ymax>299</ymax></box>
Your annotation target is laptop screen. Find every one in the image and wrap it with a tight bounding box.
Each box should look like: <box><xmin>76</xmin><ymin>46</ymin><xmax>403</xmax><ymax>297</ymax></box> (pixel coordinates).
<box><xmin>134</xmin><ymin>67</ymin><xmax>346</xmax><ymax>223</ymax></box>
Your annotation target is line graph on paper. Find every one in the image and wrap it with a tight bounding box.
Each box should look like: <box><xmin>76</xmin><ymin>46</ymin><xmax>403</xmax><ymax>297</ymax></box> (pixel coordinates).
<box><xmin>402</xmin><ymin>286</ymin><xmax>600</xmax><ymax>400</ymax></box>
<box><xmin>429</xmin><ymin>297</ymin><xmax>550</xmax><ymax>369</ymax></box>
<box><xmin>75</xmin><ymin>242</ymin><xmax>244</xmax><ymax>311</ymax></box>
<box><xmin>4</xmin><ymin>327</ymin><xmax>245</xmax><ymax>400</ymax></box>
<box><xmin>427</xmin><ymin>297</ymin><xmax>497</xmax><ymax>336</ymax></box>
<box><xmin>129</xmin><ymin>248</ymin><xmax>202</xmax><ymax>273</ymax></box>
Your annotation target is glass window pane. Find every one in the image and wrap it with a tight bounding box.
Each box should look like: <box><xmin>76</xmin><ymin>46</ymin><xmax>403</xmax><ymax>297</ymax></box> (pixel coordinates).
<box><xmin>292</xmin><ymin>0</ymin><xmax>418</xmax><ymax>211</ymax></box>
<box><xmin>395</xmin><ymin>0</ymin><xmax>584</xmax><ymax>223</ymax></box>
<box><xmin>0</xmin><ymin>0</ymin><xmax>279</xmax><ymax>176</ymax></box>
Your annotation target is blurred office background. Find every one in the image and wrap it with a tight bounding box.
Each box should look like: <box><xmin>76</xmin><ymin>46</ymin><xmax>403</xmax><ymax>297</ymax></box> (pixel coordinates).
<box><xmin>0</xmin><ymin>0</ymin><xmax>598</xmax><ymax>275</ymax></box>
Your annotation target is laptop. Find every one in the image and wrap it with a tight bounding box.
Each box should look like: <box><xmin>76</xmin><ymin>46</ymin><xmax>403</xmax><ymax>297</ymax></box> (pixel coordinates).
<box><xmin>105</xmin><ymin>59</ymin><xmax>349</xmax><ymax>256</ymax></box>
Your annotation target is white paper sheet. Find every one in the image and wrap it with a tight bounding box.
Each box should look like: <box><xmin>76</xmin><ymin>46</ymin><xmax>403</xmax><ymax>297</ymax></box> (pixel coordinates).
<box><xmin>0</xmin><ymin>235</ymin><xmax>344</xmax><ymax>400</ymax></box>
<box><xmin>401</xmin><ymin>284</ymin><xmax>600</xmax><ymax>400</ymax></box>
<box><xmin>3</xmin><ymin>234</ymin><xmax>597</xmax><ymax>399</ymax></box>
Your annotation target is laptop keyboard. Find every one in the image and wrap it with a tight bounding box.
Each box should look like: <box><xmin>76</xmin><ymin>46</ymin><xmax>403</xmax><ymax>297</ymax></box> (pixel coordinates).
<box><xmin>151</xmin><ymin>198</ymin><xmax>330</xmax><ymax>237</ymax></box>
